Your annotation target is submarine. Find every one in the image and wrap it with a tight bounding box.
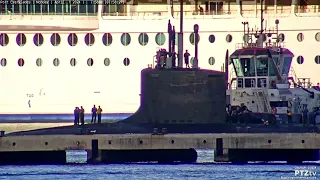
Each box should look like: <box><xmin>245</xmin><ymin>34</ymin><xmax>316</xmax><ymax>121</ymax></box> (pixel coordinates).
<box><xmin>8</xmin><ymin>19</ymin><xmax>320</xmax><ymax>137</ymax></box>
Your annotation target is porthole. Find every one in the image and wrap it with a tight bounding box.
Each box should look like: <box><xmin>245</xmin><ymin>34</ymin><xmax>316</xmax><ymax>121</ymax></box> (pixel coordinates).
<box><xmin>208</xmin><ymin>34</ymin><xmax>215</xmax><ymax>43</ymax></box>
<box><xmin>53</xmin><ymin>58</ymin><xmax>60</xmax><ymax>66</ymax></box>
<box><xmin>0</xmin><ymin>33</ymin><xmax>9</xmax><ymax>46</ymax></box>
<box><xmin>226</xmin><ymin>34</ymin><xmax>232</xmax><ymax>43</ymax></box>
<box><xmin>0</xmin><ymin>58</ymin><xmax>7</xmax><ymax>67</ymax></box>
<box><xmin>85</xmin><ymin>33</ymin><xmax>95</xmax><ymax>46</ymax></box>
<box><xmin>123</xmin><ymin>58</ymin><xmax>130</xmax><ymax>66</ymax></box>
<box><xmin>208</xmin><ymin>57</ymin><xmax>215</xmax><ymax>65</ymax></box>
<box><xmin>138</xmin><ymin>33</ymin><xmax>149</xmax><ymax>46</ymax></box>
<box><xmin>70</xmin><ymin>58</ymin><xmax>77</xmax><ymax>66</ymax></box>
<box><xmin>190</xmin><ymin>57</ymin><xmax>195</xmax><ymax>65</ymax></box>
<box><xmin>155</xmin><ymin>33</ymin><xmax>166</xmax><ymax>46</ymax></box>
<box><xmin>18</xmin><ymin>58</ymin><xmax>24</xmax><ymax>67</ymax></box>
<box><xmin>33</xmin><ymin>33</ymin><xmax>44</xmax><ymax>46</ymax></box>
<box><xmin>297</xmin><ymin>33</ymin><xmax>304</xmax><ymax>42</ymax></box>
<box><xmin>121</xmin><ymin>33</ymin><xmax>131</xmax><ymax>46</ymax></box>
<box><xmin>87</xmin><ymin>58</ymin><xmax>94</xmax><ymax>66</ymax></box>
<box><xmin>68</xmin><ymin>33</ymin><xmax>78</xmax><ymax>46</ymax></box>
<box><xmin>102</xmin><ymin>33</ymin><xmax>113</xmax><ymax>46</ymax></box>
<box><xmin>278</xmin><ymin>33</ymin><xmax>285</xmax><ymax>42</ymax></box>
<box><xmin>189</xmin><ymin>32</ymin><xmax>200</xmax><ymax>45</ymax></box>
<box><xmin>104</xmin><ymin>58</ymin><xmax>110</xmax><ymax>66</ymax></box>
<box><xmin>315</xmin><ymin>55</ymin><xmax>320</xmax><ymax>64</ymax></box>
<box><xmin>243</xmin><ymin>34</ymin><xmax>249</xmax><ymax>43</ymax></box>
<box><xmin>36</xmin><ymin>58</ymin><xmax>43</xmax><ymax>67</ymax></box>
<box><xmin>16</xmin><ymin>33</ymin><xmax>26</xmax><ymax>46</ymax></box>
<box><xmin>297</xmin><ymin>56</ymin><xmax>304</xmax><ymax>64</ymax></box>
<box><xmin>315</xmin><ymin>32</ymin><xmax>320</xmax><ymax>42</ymax></box>
<box><xmin>50</xmin><ymin>33</ymin><xmax>61</xmax><ymax>46</ymax></box>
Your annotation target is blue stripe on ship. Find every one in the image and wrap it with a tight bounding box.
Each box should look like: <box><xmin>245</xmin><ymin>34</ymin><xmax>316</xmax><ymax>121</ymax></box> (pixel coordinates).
<box><xmin>0</xmin><ymin>113</ymin><xmax>132</xmax><ymax>122</ymax></box>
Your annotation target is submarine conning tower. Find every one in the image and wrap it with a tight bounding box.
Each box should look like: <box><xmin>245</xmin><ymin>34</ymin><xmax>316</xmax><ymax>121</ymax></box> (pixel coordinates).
<box><xmin>123</xmin><ymin>22</ymin><xmax>226</xmax><ymax>125</ymax></box>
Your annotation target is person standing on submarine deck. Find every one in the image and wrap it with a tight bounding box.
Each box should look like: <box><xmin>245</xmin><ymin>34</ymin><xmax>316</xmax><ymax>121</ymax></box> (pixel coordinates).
<box><xmin>184</xmin><ymin>50</ymin><xmax>190</xmax><ymax>68</ymax></box>
<box><xmin>80</xmin><ymin>106</ymin><xmax>85</xmax><ymax>125</ymax></box>
<box><xmin>74</xmin><ymin>107</ymin><xmax>79</xmax><ymax>125</ymax></box>
<box><xmin>91</xmin><ymin>105</ymin><xmax>97</xmax><ymax>124</ymax></box>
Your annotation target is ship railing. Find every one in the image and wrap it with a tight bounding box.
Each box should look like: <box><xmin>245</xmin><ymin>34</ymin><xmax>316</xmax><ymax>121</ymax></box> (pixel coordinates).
<box><xmin>0</xmin><ymin>13</ymin><xmax>98</xmax><ymax>20</ymax></box>
<box><xmin>235</xmin><ymin>42</ymin><xmax>285</xmax><ymax>50</ymax></box>
<box><xmin>240</xmin><ymin>7</ymin><xmax>291</xmax><ymax>18</ymax></box>
<box><xmin>101</xmin><ymin>10</ymin><xmax>239</xmax><ymax>19</ymax></box>
<box><xmin>294</xmin><ymin>6</ymin><xmax>320</xmax><ymax>17</ymax></box>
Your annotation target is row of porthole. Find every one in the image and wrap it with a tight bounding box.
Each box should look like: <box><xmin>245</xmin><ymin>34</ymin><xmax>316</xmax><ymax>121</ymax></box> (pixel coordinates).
<box><xmin>1</xmin><ymin>56</ymin><xmax>320</xmax><ymax>67</ymax></box>
<box><xmin>0</xmin><ymin>32</ymin><xmax>207</xmax><ymax>47</ymax></box>
<box><xmin>0</xmin><ymin>57</ymin><xmax>217</xmax><ymax>67</ymax></box>
<box><xmin>2</xmin><ymin>32</ymin><xmax>319</xmax><ymax>47</ymax></box>
<box><xmin>0</xmin><ymin>58</ymin><xmax>118</xmax><ymax>67</ymax></box>
<box><xmin>0</xmin><ymin>55</ymin><xmax>320</xmax><ymax>67</ymax></box>
<box><xmin>296</xmin><ymin>55</ymin><xmax>320</xmax><ymax>64</ymax></box>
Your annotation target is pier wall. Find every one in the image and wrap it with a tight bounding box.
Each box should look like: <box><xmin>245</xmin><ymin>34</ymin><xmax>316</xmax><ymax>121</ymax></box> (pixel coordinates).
<box><xmin>1</xmin><ymin>133</ymin><xmax>320</xmax><ymax>151</ymax></box>
<box><xmin>1</xmin><ymin>133</ymin><xmax>320</xmax><ymax>164</ymax></box>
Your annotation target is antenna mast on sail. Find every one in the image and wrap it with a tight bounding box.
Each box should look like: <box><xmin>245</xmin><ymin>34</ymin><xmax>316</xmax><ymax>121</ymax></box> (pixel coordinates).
<box><xmin>258</xmin><ymin>0</ymin><xmax>264</xmax><ymax>47</ymax></box>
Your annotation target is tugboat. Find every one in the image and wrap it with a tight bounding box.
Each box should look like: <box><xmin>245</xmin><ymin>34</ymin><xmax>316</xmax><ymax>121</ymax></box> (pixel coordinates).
<box><xmin>226</xmin><ymin>18</ymin><xmax>320</xmax><ymax>127</ymax></box>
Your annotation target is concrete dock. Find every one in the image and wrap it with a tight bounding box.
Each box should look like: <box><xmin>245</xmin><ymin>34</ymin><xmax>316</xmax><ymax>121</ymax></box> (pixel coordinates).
<box><xmin>1</xmin><ymin>133</ymin><xmax>320</xmax><ymax>164</ymax></box>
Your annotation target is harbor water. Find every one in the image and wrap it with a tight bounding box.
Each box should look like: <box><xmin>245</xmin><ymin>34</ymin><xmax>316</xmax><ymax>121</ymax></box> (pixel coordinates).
<box><xmin>0</xmin><ymin>150</ymin><xmax>319</xmax><ymax>180</ymax></box>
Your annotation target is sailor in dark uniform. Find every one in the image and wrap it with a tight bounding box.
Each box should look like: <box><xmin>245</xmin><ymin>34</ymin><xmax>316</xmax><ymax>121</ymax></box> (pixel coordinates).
<box><xmin>91</xmin><ymin>105</ymin><xmax>97</xmax><ymax>124</ymax></box>
<box><xmin>80</xmin><ymin>106</ymin><xmax>85</xmax><ymax>125</ymax></box>
<box><xmin>74</xmin><ymin>107</ymin><xmax>79</xmax><ymax>125</ymax></box>
<box><xmin>184</xmin><ymin>50</ymin><xmax>190</xmax><ymax>68</ymax></box>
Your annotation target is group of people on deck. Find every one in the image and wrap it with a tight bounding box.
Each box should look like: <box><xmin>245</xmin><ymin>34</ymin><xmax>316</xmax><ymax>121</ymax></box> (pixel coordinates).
<box><xmin>74</xmin><ymin>105</ymin><xmax>103</xmax><ymax>126</ymax></box>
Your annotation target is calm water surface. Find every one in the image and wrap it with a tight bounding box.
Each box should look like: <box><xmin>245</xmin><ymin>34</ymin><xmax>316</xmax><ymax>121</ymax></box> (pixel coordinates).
<box><xmin>0</xmin><ymin>150</ymin><xmax>319</xmax><ymax>180</ymax></box>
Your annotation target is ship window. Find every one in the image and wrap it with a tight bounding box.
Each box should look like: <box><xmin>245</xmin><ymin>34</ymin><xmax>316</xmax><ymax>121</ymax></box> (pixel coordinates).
<box><xmin>297</xmin><ymin>33</ymin><xmax>304</xmax><ymax>42</ymax></box>
<box><xmin>282</xmin><ymin>57</ymin><xmax>292</xmax><ymax>75</ymax></box>
<box><xmin>50</xmin><ymin>33</ymin><xmax>61</xmax><ymax>46</ymax></box>
<box><xmin>257</xmin><ymin>78</ymin><xmax>267</xmax><ymax>88</ymax></box>
<box><xmin>245</xmin><ymin>78</ymin><xmax>255</xmax><ymax>88</ymax></box>
<box><xmin>315</xmin><ymin>56</ymin><xmax>320</xmax><ymax>64</ymax></box>
<box><xmin>36</xmin><ymin>58</ymin><xmax>43</xmax><ymax>67</ymax></box>
<box><xmin>123</xmin><ymin>58</ymin><xmax>130</xmax><ymax>66</ymax></box>
<box><xmin>232</xmin><ymin>58</ymin><xmax>244</xmax><ymax>77</ymax></box>
<box><xmin>189</xmin><ymin>32</ymin><xmax>200</xmax><ymax>45</ymax></box>
<box><xmin>87</xmin><ymin>58</ymin><xmax>94</xmax><ymax>66</ymax></box>
<box><xmin>155</xmin><ymin>33</ymin><xmax>166</xmax><ymax>46</ymax></box>
<box><xmin>208</xmin><ymin>34</ymin><xmax>215</xmax><ymax>43</ymax></box>
<box><xmin>16</xmin><ymin>33</ymin><xmax>26</xmax><ymax>47</ymax></box>
<box><xmin>121</xmin><ymin>33</ymin><xmax>131</xmax><ymax>46</ymax></box>
<box><xmin>315</xmin><ymin>32</ymin><xmax>320</xmax><ymax>42</ymax></box>
<box><xmin>0</xmin><ymin>33</ymin><xmax>9</xmax><ymax>46</ymax></box>
<box><xmin>85</xmin><ymin>33</ymin><xmax>95</xmax><ymax>46</ymax></box>
<box><xmin>18</xmin><ymin>58</ymin><xmax>24</xmax><ymax>67</ymax></box>
<box><xmin>226</xmin><ymin>34</ymin><xmax>232</xmax><ymax>43</ymax></box>
<box><xmin>240</xmin><ymin>57</ymin><xmax>255</xmax><ymax>77</ymax></box>
<box><xmin>208</xmin><ymin>57</ymin><xmax>215</xmax><ymax>65</ymax></box>
<box><xmin>102</xmin><ymin>33</ymin><xmax>112</xmax><ymax>46</ymax></box>
<box><xmin>68</xmin><ymin>33</ymin><xmax>78</xmax><ymax>46</ymax></box>
<box><xmin>278</xmin><ymin>33</ymin><xmax>285</xmax><ymax>42</ymax></box>
<box><xmin>53</xmin><ymin>58</ymin><xmax>60</xmax><ymax>67</ymax></box>
<box><xmin>1</xmin><ymin>58</ymin><xmax>7</xmax><ymax>67</ymax></box>
<box><xmin>33</xmin><ymin>33</ymin><xmax>44</xmax><ymax>46</ymax></box>
<box><xmin>268</xmin><ymin>58</ymin><xmax>277</xmax><ymax>76</ymax></box>
<box><xmin>256</xmin><ymin>57</ymin><xmax>268</xmax><ymax>76</ymax></box>
<box><xmin>138</xmin><ymin>33</ymin><xmax>149</xmax><ymax>46</ymax></box>
<box><xmin>297</xmin><ymin>56</ymin><xmax>304</xmax><ymax>64</ymax></box>
<box><xmin>104</xmin><ymin>58</ymin><xmax>111</xmax><ymax>66</ymax></box>
<box><xmin>70</xmin><ymin>58</ymin><xmax>77</xmax><ymax>66</ymax></box>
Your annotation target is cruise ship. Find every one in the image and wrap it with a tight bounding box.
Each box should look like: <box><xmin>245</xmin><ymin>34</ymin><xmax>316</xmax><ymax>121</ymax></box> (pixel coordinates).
<box><xmin>0</xmin><ymin>0</ymin><xmax>319</xmax><ymax>118</ymax></box>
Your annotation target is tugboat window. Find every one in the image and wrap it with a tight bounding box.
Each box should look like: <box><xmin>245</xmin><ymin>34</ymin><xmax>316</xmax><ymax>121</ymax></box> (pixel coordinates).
<box><xmin>240</xmin><ymin>57</ymin><xmax>255</xmax><ymax>77</ymax></box>
<box><xmin>256</xmin><ymin>57</ymin><xmax>268</xmax><ymax>76</ymax></box>
<box><xmin>231</xmin><ymin>58</ymin><xmax>244</xmax><ymax>77</ymax></box>
<box><xmin>282</xmin><ymin>57</ymin><xmax>292</xmax><ymax>75</ymax></box>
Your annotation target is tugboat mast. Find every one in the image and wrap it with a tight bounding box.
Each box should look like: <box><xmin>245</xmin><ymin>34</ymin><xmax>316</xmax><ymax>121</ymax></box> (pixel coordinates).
<box><xmin>258</xmin><ymin>0</ymin><xmax>265</xmax><ymax>47</ymax></box>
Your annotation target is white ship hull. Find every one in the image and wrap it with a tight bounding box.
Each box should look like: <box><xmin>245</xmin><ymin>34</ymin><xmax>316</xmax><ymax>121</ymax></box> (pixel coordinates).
<box><xmin>0</xmin><ymin>6</ymin><xmax>319</xmax><ymax>116</ymax></box>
